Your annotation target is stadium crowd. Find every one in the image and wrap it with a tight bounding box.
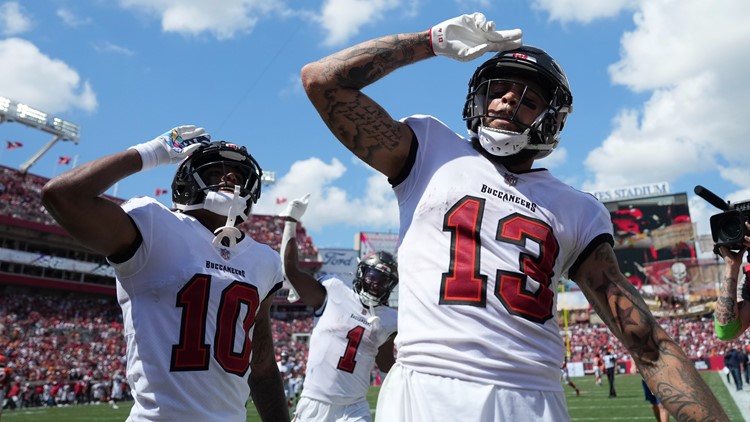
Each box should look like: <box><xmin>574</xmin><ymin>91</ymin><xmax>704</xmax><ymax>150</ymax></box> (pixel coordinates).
<box><xmin>0</xmin><ymin>289</ymin><xmax>314</xmax><ymax>410</ymax></box>
<box><xmin>2</xmin><ymin>288</ymin><xmax>749</xmax><ymax>412</ymax></box>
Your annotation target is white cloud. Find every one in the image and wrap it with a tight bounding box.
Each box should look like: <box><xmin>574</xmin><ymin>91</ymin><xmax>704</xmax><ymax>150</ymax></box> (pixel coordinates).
<box><xmin>254</xmin><ymin>157</ymin><xmax>398</xmax><ymax>232</ymax></box>
<box><xmin>117</xmin><ymin>0</ymin><xmax>280</xmax><ymax>40</ymax></box>
<box><xmin>0</xmin><ymin>38</ymin><xmax>97</xmax><ymax>113</ymax></box>
<box><xmin>0</xmin><ymin>2</ymin><xmax>32</xmax><ymax>35</ymax></box>
<box><xmin>537</xmin><ymin>146</ymin><xmax>567</xmax><ymax>169</ymax></box>
<box><xmin>57</xmin><ymin>8</ymin><xmax>91</xmax><ymax>27</ymax></box>
<box><xmin>318</xmin><ymin>0</ymin><xmax>402</xmax><ymax>46</ymax></box>
<box><xmin>530</xmin><ymin>0</ymin><xmax>637</xmax><ymax>24</ymax></box>
<box><xmin>92</xmin><ymin>41</ymin><xmax>135</xmax><ymax>56</ymax></box>
<box><xmin>279</xmin><ymin>73</ymin><xmax>302</xmax><ymax>97</ymax></box>
<box><xmin>577</xmin><ymin>0</ymin><xmax>750</xmax><ymax>195</ymax></box>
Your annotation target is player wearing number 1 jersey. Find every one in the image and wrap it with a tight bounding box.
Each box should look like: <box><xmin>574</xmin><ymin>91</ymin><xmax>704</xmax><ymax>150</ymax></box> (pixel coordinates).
<box><xmin>301</xmin><ymin>11</ymin><xmax>727</xmax><ymax>422</ymax></box>
<box><xmin>279</xmin><ymin>195</ymin><xmax>398</xmax><ymax>422</ymax></box>
<box><xmin>42</xmin><ymin>129</ymin><xmax>290</xmax><ymax>422</ymax></box>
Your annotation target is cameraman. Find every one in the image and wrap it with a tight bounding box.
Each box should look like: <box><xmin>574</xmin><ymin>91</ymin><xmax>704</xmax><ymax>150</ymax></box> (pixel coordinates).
<box><xmin>714</xmin><ymin>221</ymin><xmax>750</xmax><ymax>341</ymax></box>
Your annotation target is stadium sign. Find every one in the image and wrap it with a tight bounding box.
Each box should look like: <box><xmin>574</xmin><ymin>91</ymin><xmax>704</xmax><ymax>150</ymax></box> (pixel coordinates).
<box><xmin>590</xmin><ymin>182</ymin><xmax>670</xmax><ymax>202</ymax></box>
<box><xmin>316</xmin><ymin>248</ymin><xmax>359</xmax><ymax>287</ymax></box>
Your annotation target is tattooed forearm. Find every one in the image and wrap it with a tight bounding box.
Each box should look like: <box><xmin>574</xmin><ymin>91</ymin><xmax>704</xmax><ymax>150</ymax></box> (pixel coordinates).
<box><xmin>577</xmin><ymin>243</ymin><xmax>730</xmax><ymax>420</ymax></box>
<box><xmin>322</xmin><ymin>33</ymin><xmax>431</xmax><ymax>89</ymax></box>
<box><xmin>716</xmin><ymin>296</ymin><xmax>737</xmax><ymax>324</ymax></box>
<box><xmin>716</xmin><ymin>276</ymin><xmax>738</xmax><ymax>324</ymax></box>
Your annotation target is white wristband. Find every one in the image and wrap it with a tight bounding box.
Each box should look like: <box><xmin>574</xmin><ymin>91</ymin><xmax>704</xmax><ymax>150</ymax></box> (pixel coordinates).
<box><xmin>281</xmin><ymin>221</ymin><xmax>297</xmax><ymax>271</ymax></box>
<box><xmin>129</xmin><ymin>142</ymin><xmax>166</xmax><ymax>171</ymax></box>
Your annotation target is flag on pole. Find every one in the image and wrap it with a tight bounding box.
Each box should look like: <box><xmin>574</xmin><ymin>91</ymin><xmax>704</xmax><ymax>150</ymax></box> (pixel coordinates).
<box><xmin>58</xmin><ymin>156</ymin><xmax>72</xmax><ymax>165</ymax></box>
<box><xmin>155</xmin><ymin>188</ymin><xmax>168</xmax><ymax>196</ymax></box>
<box><xmin>6</xmin><ymin>141</ymin><xmax>23</xmax><ymax>150</ymax></box>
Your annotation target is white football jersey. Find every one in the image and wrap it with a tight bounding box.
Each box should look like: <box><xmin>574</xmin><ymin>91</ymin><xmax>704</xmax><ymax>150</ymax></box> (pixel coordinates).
<box><xmin>109</xmin><ymin>197</ymin><xmax>283</xmax><ymax>422</ymax></box>
<box><xmin>392</xmin><ymin>115</ymin><xmax>613</xmax><ymax>392</ymax></box>
<box><xmin>300</xmin><ymin>276</ymin><xmax>397</xmax><ymax>405</ymax></box>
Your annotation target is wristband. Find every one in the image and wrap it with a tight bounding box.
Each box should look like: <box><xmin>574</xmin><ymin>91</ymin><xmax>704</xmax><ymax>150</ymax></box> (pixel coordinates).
<box><xmin>281</xmin><ymin>221</ymin><xmax>301</xmax><ymax>303</ymax></box>
<box><xmin>715</xmin><ymin>317</ymin><xmax>741</xmax><ymax>340</ymax></box>
<box><xmin>129</xmin><ymin>141</ymin><xmax>166</xmax><ymax>171</ymax></box>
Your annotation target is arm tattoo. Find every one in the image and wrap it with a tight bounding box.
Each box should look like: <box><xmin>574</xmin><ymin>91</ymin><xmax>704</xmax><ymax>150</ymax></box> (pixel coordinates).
<box><xmin>579</xmin><ymin>244</ymin><xmax>729</xmax><ymax>421</ymax></box>
<box><xmin>716</xmin><ymin>276</ymin><xmax>738</xmax><ymax>325</ymax></box>
<box><xmin>323</xmin><ymin>34</ymin><xmax>429</xmax><ymax>89</ymax></box>
<box><xmin>314</xmin><ymin>33</ymin><xmax>431</xmax><ymax>165</ymax></box>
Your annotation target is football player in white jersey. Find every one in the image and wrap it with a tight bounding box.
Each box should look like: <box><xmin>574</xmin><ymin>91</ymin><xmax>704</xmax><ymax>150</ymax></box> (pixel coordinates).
<box><xmin>301</xmin><ymin>11</ymin><xmax>727</xmax><ymax>422</ymax></box>
<box><xmin>42</xmin><ymin>128</ymin><xmax>290</xmax><ymax>421</ymax></box>
<box><xmin>279</xmin><ymin>195</ymin><xmax>398</xmax><ymax>422</ymax></box>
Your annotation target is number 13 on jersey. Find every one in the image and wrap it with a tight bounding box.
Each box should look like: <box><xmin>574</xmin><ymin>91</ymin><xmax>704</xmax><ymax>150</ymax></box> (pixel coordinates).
<box><xmin>439</xmin><ymin>195</ymin><xmax>558</xmax><ymax>324</ymax></box>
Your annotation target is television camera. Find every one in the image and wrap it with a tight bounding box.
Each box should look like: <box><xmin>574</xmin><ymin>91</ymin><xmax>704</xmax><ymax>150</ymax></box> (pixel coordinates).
<box><xmin>694</xmin><ymin>185</ymin><xmax>750</xmax><ymax>251</ymax></box>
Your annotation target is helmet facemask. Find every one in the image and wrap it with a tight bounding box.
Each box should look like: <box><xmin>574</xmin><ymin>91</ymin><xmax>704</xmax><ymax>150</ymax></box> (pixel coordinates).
<box><xmin>463</xmin><ymin>47</ymin><xmax>573</xmax><ymax>159</ymax></box>
<box><xmin>469</xmin><ymin>79</ymin><xmax>548</xmax><ymax>157</ymax></box>
<box><xmin>172</xmin><ymin>142</ymin><xmax>263</xmax><ymax>247</ymax></box>
<box><xmin>353</xmin><ymin>252</ymin><xmax>399</xmax><ymax>308</ymax></box>
<box><xmin>355</xmin><ymin>267</ymin><xmax>398</xmax><ymax>307</ymax></box>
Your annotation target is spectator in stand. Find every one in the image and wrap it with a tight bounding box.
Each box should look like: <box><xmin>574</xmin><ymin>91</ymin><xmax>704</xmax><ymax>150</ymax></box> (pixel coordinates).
<box><xmin>280</xmin><ymin>195</ymin><xmax>398</xmax><ymax>422</ymax></box>
<box><xmin>41</xmin><ymin>127</ymin><xmax>288</xmax><ymax>421</ymax></box>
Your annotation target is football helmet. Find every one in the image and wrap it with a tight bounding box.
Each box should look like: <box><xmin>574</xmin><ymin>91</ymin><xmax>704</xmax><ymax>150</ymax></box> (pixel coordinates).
<box><xmin>353</xmin><ymin>251</ymin><xmax>399</xmax><ymax>307</ymax></box>
<box><xmin>172</xmin><ymin>141</ymin><xmax>262</xmax><ymax>220</ymax></box>
<box><xmin>463</xmin><ymin>45</ymin><xmax>573</xmax><ymax>158</ymax></box>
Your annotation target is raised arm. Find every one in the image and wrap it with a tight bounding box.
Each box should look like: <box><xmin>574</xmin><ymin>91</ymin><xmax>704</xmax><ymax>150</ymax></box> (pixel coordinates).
<box><xmin>300</xmin><ymin>13</ymin><xmax>522</xmax><ymax>179</ymax></box>
<box><xmin>715</xmin><ymin>230</ymin><xmax>750</xmax><ymax>340</ymax></box>
<box><xmin>41</xmin><ymin>149</ymin><xmax>141</xmax><ymax>259</ymax></box>
<box><xmin>41</xmin><ymin>126</ymin><xmax>209</xmax><ymax>260</ymax></box>
<box><xmin>300</xmin><ymin>32</ymin><xmax>428</xmax><ymax>179</ymax></box>
<box><xmin>279</xmin><ymin>194</ymin><xmax>326</xmax><ymax>309</ymax></box>
<box><xmin>574</xmin><ymin>243</ymin><xmax>728</xmax><ymax>422</ymax></box>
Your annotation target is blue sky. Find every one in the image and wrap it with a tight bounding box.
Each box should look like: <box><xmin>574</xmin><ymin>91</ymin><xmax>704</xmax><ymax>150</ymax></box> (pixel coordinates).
<box><xmin>1</xmin><ymin>0</ymin><xmax>749</xmax><ymax>250</ymax></box>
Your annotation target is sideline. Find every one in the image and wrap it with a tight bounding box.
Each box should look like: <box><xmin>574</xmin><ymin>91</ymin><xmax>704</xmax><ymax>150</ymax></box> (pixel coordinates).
<box><xmin>721</xmin><ymin>373</ymin><xmax>750</xmax><ymax>421</ymax></box>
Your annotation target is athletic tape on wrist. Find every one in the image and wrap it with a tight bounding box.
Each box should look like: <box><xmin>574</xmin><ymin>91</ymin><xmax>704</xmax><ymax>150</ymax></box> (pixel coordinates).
<box><xmin>280</xmin><ymin>221</ymin><xmax>297</xmax><ymax>271</ymax></box>
<box><xmin>715</xmin><ymin>317</ymin><xmax>741</xmax><ymax>340</ymax></box>
<box><xmin>129</xmin><ymin>142</ymin><xmax>160</xmax><ymax>171</ymax></box>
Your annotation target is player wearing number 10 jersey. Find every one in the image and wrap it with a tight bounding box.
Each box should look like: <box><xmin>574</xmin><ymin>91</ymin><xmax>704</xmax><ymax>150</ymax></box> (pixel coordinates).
<box><xmin>42</xmin><ymin>133</ymin><xmax>290</xmax><ymax>421</ymax></box>
<box><xmin>301</xmin><ymin>11</ymin><xmax>727</xmax><ymax>422</ymax></box>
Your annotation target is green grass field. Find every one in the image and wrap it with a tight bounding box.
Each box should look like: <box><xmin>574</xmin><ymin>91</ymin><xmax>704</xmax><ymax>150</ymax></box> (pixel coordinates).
<box><xmin>2</xmin><ymin>372</ymin><xmax>742</xmax><ymax>421</ymax></box>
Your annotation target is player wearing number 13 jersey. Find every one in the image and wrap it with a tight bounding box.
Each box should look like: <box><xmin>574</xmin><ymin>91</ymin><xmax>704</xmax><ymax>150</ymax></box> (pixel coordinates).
<box><xmin>42</xmin><ymin>135</ymin><xmax>290</xmax><ymax>422</ymax></box>
<box><xmin>302</xmin><ymin>11</ymin><xmax>728</xmax><ymax>422</ymax></box>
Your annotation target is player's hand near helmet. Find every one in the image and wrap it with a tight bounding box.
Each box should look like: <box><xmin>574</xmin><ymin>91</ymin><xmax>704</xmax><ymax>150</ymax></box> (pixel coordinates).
<box><xmin>280</xmin><ymin>193</ymin><xmax>310</xmax><ymax>223</ymax></box>
<box><xmin>429</xmin><ymin>12</ymin><xmax>522</xmax><ymax>62</ymax></box>
<box><xmin>130</xmin><ymin>125</ymin><xmax>211</xmax><ymax>170</ymax></box>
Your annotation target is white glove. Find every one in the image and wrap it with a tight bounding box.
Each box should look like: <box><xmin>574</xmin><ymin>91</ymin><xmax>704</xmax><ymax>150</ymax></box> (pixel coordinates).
<box><xmin>430</xmin><ymin>13</ymin><xmax>523</xmax><ymax>62</ymax></box>
<box><xmin>280</xmin><ymin>194</ymin><xmax>310</xmax><ymax>222</ymax></box>
<box><xmin>280</xmin><ymin>194</ymin><xmax>310</xmax><ymax>303</ymax></box>
<box><xmin>130</xmin><ymin>125</ymin><xmax>211</xmax><ymax>170</ymax></box>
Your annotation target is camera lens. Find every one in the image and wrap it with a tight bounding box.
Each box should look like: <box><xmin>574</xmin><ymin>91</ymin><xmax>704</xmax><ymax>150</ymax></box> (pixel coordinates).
<box><xmin>721</xmin><ymin>220</ymin><xmax>743</xmax><ymax>239</ymax></box>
